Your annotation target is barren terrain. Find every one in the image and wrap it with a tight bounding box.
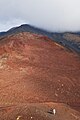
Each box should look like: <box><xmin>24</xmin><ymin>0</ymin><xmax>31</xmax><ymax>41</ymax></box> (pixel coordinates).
<box><xmin>0</xmin><ymin>32</ymin><xmax>80</xmax><ymax>120</ymax></box>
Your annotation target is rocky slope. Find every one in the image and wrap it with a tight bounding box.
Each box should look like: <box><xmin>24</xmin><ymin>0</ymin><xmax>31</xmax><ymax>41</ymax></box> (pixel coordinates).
<box><xmin>0</xmin><ymin>32</ymin><xmax>80</xmax><ymax>120</ymax></box>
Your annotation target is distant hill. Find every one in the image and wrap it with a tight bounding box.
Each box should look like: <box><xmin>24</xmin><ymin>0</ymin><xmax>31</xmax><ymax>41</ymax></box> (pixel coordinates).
<box><xmin>0</xmin><ymin>32</ymin><xmax>6</xmax><ymax>36</ymax></box>
<box><xmin>0</xmin><ymin>24</ymin><xmax>52</xmax><ymax>37</ymax></box>
<box><xmin>0</xmin><ymin>24</ymin><xmax>80</xmax><ymax>53</ymax></box>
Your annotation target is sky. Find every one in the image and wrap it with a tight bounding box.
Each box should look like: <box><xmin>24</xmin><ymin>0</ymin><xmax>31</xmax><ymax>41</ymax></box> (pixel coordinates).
<box><xmin>0</xmin><ymin>0</ymin><xmax>80</xmax><ymax>32</ymax></box>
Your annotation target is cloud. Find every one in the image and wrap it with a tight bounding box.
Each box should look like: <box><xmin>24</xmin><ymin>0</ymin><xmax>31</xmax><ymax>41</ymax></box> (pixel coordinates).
<box><xmin>0</xmin><ymin>0</ymin><xmax>80</xmax><ymax>32</ymax></box>
<box><xmin>0</xmin><ymin>19</ymin><xmax>27</xmax><ymax>31</ymax></box>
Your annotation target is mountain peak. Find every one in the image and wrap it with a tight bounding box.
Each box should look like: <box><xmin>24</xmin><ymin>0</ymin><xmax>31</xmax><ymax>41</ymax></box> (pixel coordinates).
<box><xmin>0</xmin><ymin>24</ymin><xmax>80</xmax><ymax>53</ymax></box>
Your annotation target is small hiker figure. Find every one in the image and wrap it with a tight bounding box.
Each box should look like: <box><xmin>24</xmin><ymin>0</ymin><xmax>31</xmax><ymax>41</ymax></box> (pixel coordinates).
<box><xmin>48</xmin><ymin>108</ymin><xmax>56</xmax><ymax>115</ymax></box>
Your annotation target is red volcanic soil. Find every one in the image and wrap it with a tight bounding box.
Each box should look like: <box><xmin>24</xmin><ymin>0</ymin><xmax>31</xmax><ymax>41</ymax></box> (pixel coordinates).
<box><xmin>0</xmin><ymin>32</ymin><xmax>80</xmax><ymax>119</ymax></box>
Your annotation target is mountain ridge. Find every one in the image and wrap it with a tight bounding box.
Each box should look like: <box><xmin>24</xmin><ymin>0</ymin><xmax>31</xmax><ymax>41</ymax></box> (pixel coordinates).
<box><xmin>0</xmin><ymin>24</ymin><xmax>80</xmax><ymax>54</ymax></box>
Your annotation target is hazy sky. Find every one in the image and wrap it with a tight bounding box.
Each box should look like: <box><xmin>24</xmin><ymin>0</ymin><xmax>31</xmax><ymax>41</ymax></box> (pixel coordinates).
<box><xmin>0</xmin><ymin>0</ymin><xmax>80</xmax><ymax>32</ymax></box>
